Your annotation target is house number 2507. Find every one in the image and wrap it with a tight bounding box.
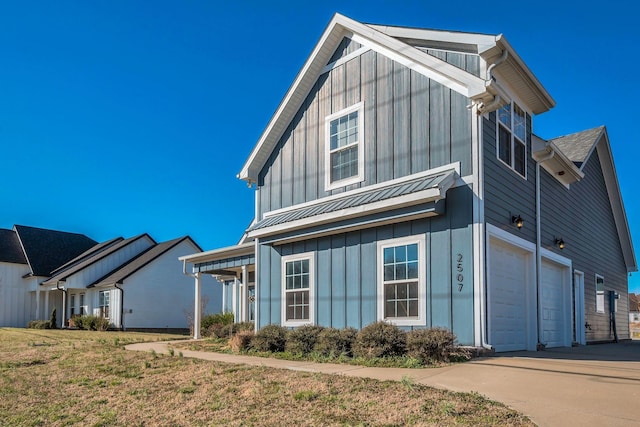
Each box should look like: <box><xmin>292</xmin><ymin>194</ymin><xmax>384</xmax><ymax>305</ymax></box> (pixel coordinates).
<box><xmin>456</xmin><ymin>253</ymin><xmax>464</xmax><ymax>292</ymax></box>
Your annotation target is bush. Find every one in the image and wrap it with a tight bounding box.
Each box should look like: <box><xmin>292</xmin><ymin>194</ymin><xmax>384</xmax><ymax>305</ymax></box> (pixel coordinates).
<box><xmin>201</xmin><ymin>312</ymin><xmax>234</xmax><ymax>331</ymax></box>
<box><xmin>73</xmin><ymin>315</ymin><xmax>111</xmax><ymax>331</ymax></box>
<box><xmin>229</xmin><ymin>331</ymin><xmax>254</xmax><ymax>352</ymax></box>
<box><xmin>27</xmin><ymin>320</ymin><xmax>51</xmax><ymax>329</ymax></box>
<box><xmin>285</xmin><ymin>325</ymin><xmax>325</xmax><ymax>355</ymax></box>
<box><xmin>315</xmin><ymin>327</ymin><xmax>357</xmax><ymax>357</ymax></box>
<box><xmin>251</xmin><ymin>324</ymin><xmax>288</xmax><ymax>352</ymax></box>
<box><xmin>352</xmin><ymin>321</ymin><xmax>407</xmax><ymax>358</ymax></box>
<box><xmin>49</xmin><ymin>308</ymin><xmax>57</xmax><ymax>329</ymax></box>
<box><xmin>406</xmin><ymin>328</ymin><xmax>464</xmax><ymax>364</ymax></box>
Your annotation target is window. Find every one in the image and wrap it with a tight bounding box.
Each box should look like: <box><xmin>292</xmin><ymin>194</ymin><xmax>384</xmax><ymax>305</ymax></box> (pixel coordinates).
<box><xmin>99</xmin><ymin>290</ymin><xmax>110</xmax><ymax>319</ymax></box>
<box><xmin>70</xmin><ymin>294</ymin><xmax>76</xmax><ymax>317</ymax></box>
<box><xmin>281</xmin><ymin>252</ymin><xmax>315</xmax><ymax>326</ymax></box>
<box><xmin>377</xmin><ymin>236</ymin><xmax>426</xmax><ymax>326</ymax></box>
<box><xmin>596</xmin><ymin>275</ymin><xmax>605</xmax><ymax>313</ymax></box>
<box><xmin>325</xmin><ymin>103</ymin><xmax>364</xmax><ymax>190</ymax></box>
<box><xmin>497</xmin><ymin>102</ymin><xmax>527</xmax><ymax>177</ymax></box>
<box><xmin>79</xmin><ymin>293</ymin><xmax>86</xmax><ymax>315</ymax></box>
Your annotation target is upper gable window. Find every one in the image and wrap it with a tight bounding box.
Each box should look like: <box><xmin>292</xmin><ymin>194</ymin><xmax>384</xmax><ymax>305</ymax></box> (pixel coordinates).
<box><xmin>497</xmin><ymin>102</ymin><xmax>527</xmax><ymax>178</ymax></box>
<box><xmin>325</xmin><ymin>103</ymin><xmax>364</xmax><ymax>190</ymax></box>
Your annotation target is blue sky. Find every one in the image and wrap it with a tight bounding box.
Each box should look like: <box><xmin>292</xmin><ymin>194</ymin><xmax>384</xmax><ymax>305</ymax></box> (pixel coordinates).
<box><xmin>1</xmin><ymin>1</ymin><xmax>638</xmax><ymax>292</ymax></box>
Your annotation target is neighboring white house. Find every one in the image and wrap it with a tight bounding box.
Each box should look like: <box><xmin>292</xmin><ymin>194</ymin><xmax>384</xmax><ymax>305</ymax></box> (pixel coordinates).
<box><xmin>0</xmin><ymin>225</ymin><xmax>221</xmax><ymax>330</ymax></box>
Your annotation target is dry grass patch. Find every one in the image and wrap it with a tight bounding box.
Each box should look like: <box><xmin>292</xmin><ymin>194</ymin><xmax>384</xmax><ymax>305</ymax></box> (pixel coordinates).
<box><xmin>0</xmin><ymin>328</ymin><xmax>532</xmax><ymax>426</ymax></box>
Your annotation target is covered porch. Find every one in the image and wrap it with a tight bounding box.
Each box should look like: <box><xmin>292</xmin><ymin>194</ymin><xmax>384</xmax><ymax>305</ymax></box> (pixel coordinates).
<box><xmin>179</xmin><ymin>242</ymin><xmax>256</xmax><ymax>339</ymax></box>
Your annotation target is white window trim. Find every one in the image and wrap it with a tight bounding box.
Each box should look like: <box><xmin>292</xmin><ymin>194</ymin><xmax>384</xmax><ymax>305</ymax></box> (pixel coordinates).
<box><xmin>99</xmin><ymin>289</ymin><xmax>110</xmax><ymax>319</ymax></box>
<box><xmin>377</xmin><ymin>235</ymin><xmax>427</xmax><ymax>326</ymax></box>
<box><xmin>595</xmin><ymin>274</ymin><xmax>605</xmax><ymax>314</ymax></box>
<box><xmin>281</xmin><ymin>251</ymin><xmax>315</xmax><ymax>327</ymax></box>
<box><xmin>495</xmin><ymin>102</ymin><xmax>528</xmax><ymax>180</ymax></box>
<box><xmin>324</xmin><ymin>102</ymin><xmax>365</xmax><ymax>191</ymax></box>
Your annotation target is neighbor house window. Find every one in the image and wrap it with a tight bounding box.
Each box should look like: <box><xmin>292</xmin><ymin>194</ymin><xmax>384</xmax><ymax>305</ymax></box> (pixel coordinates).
<box><xmin>79</xmin><ymin>293</ymin><xmax>86</xmax><ymax>315</ymax></box>
<box><xmin>70</xmin><ymin>294</ymin><xmax>76</xmax><ymax>317</ymax></box>
<box><xmin>99</xmin><ymin>290</ymin><xmax>110</xmax><ymax>319</ymax></box>
<box><xmin>377</xmin><ymin>235</ymin><xmax>426</xmax><ymax>326</ymax></box>
<box><xmin>596</xmin><ymin>275</ymin><xmax>605</xmax><ymax>313</ymax></box>
<box><xmin>281</xmin><ymin>252</ymin><xmax>315</xmax><ymax>327</ymax></box>
<box><xmin>325</xmin><ymin>102</ymin><xmax>364</xmax><ymax>190</ymax></box>
<box><xmin>497</xmin><ymin>102</ymin><xmax>527</xmax><ymax>177</ymax></box>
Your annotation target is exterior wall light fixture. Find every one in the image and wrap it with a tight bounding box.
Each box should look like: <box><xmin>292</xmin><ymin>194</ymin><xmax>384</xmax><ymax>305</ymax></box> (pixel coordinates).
<box><xmin>512</xmin><ymin>215</ymin><xmax>524</xmax><ymax>229</ymax></box>
<box><xmin>555</xmin><ymin>238</ymin><xmax>565</xmax><ymax>250</ymax></box>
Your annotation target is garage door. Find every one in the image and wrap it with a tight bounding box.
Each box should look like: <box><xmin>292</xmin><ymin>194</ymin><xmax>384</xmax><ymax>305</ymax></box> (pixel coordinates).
<box><xmin>489</xmin><ymin>239</ymin><xmax>528</xmax><ymax>352</ymax></box>
<box><xmin>540</xmin><ymin>260</ymin><xmax>568</xmax><ymax>348</ymax></box>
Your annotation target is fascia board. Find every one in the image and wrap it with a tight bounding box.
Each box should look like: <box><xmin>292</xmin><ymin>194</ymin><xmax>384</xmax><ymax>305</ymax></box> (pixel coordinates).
<box><xmin>594</xmin><ymin>132</ymin><xmax>637</xmax><ymax>272</ymax></box>
<box><xmin>366</xmin><ymin>24</ymin><xmax>497</xmax><ymax>53</ymax></box>
<box><xmin>483</xmin><ymin>35</ymin><xmax>555</xmax><ymax>113</ymax></box>
<box><xmin>178</xmin><ymin>242</ymin><xmax>255</xmax><ymax>264</ymax></box>
<box><xmin>238</xmin><ymin>14</ymin><xmax>349</xmax><ymax>182</ymax></box>
<box><xmin>238</xmin><ymin>13</ymin><xmax>484</xmax><ymax>182</ymax></box>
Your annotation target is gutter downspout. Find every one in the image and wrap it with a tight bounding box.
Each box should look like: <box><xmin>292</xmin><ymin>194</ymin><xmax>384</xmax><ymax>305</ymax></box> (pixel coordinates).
<box><xmin>536</xmin><ymin>149</ymin><xmax>555</xmax><ymax>348</ymax></box>
<box><xmin>55</xmin><ymin>282</ymin><xmax>67</xmax><ymax>329</ymax></box>
<box><xmin>114</xmin><ymin>282</ymin><xmax>124</xmax><ymax>331</ymax></box>
<box><xmin>476</xmin><ymin>50</ymin><xmax>509</xmax><ymax>115</ymax></box>
<box><xmin>182</xmin><ymin>259</ymin><xmax>201</xmax><ymax>339</ymax></box>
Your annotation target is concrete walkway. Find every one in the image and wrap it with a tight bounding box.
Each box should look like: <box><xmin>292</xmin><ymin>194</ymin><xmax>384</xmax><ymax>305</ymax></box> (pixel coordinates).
<box><xmin>126</xmin><ymin>340</ymin><xmax>640</xmax><ymax>427</ymax></box>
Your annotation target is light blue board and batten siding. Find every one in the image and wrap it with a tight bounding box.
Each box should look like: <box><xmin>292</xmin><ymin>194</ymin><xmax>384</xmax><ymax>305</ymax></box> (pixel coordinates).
<box><xmin>257</xmin><ymin>41</ymin><xmax>473</xmax><ymax>218</ymax></box>
<box><xmin>539</xmin><ymin>149</ymin><xmax>629</xmax><ymax>341</ymax></box>
<box><xmin>257</xmin><ymin>185</ymin><xmax>475</xmax><ymax>345</ymax></box>
<box><xmin>421</xmin><ymin>49</ymin><xmax>481</xmax><ymax>78</ymax></box>
<box><xmin>483</xmin><ymin>111</ymin><xmax>537</xmax><ymax>239</ymax></box>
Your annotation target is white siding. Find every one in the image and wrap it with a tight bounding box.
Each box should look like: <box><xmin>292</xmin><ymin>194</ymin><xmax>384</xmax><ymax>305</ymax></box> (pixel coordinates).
<box><xmin>64</xmin><ymin>236</ymin><xmax>155</xmax><ymax>290</ymax></box>
<box><xmin>115</xmin><ymin>240</ymin><xmax>221</xmax><ymax>329</ymax></box>
<box><xmin>0</xmin><ymin>261</ymin><xmax>31</xmax><ymax>327</ymax></box>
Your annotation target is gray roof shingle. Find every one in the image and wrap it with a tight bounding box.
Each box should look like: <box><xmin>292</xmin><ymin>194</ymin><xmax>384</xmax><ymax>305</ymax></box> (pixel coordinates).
<box><xmin>89</xmin><ymin>236</ymin><xmax>200</xmax><ymax>288</ymax></box>
<box><xmin>0</xmin><ymin>228</ymin><xmax>27</xmax><ymax>264</ymax></box>
<box><xmin>550</xmin><ymin>126</ymin><xmax>604</xmax><ymax>167</ymax></box>
<box><xmin>14</xmin><ymin>225</ymin><xmax>98</xmax><ymax>276</ymax></box>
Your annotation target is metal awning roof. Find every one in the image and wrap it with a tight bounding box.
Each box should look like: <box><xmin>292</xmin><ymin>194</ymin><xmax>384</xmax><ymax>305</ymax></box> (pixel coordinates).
<box><xmin>248</xmin><ymin>168</ymin><xmax>457</xmax><ymax>239</ymax></box>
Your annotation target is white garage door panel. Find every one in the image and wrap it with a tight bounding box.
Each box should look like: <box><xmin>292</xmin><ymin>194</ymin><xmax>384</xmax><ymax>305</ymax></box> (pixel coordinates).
<box><xmin>541</xmin><ymin>260</ymin><xmax>567</xmax><ymax>348</ymax></box>
<box><xmin>490</xmin><ymin>240</ymin><xmax>527</xmax><ymax>352</ymax></box>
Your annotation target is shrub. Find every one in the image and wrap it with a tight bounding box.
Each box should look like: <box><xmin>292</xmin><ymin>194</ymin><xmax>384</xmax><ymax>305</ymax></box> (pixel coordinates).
<box><xmin>406</xmin><ymin>327</ymin><xmax>461</xmax><ymax>363</ymax></box>
<box><xmin>49</xmin><ymin>308</ymin><xmax>57</xmax><ymax>329</ymax></box>
<box><xmin>27</xmin><ymin>320</ymin><xmax>51</xmax><ymax>329</ymax></box>
<box><xmin>352</xmin><ymin>321</ymin><xmax>407</xmax><ymax>358</ymax></box>
<box><xmin>285</xmin><ymin>325</ymin><xmax>325</xmax><ymax>355</ymax></box>
<box><xmin>315</xmin><ymin>327</ymin><xmax>357</xmax><ymax>357</ymax></box>
<box><xmin>229</xmin><ymin>331</ymin><xmax>254</xmax><ymax>352</ymax></box>
<box><xmin>73</xmin><ymin>315</ymin><xmax>111</xmax><ymax>331</ymax></box>
<box><xmin>201</xmin><ymin>312</ymin><xmax>234</xmax><ymax>331</ymax></box>
<box><xmin>251</xmin><ymin>324</ymin><xmax>288</xmax><ymax>352</ymax></box>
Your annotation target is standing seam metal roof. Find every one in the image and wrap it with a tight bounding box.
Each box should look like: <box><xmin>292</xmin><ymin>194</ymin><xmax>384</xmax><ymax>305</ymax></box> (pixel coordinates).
<box><xmin>250</xmin><ymin>171</ymin><xmax>451</xmax><ymax>231</ymax></box>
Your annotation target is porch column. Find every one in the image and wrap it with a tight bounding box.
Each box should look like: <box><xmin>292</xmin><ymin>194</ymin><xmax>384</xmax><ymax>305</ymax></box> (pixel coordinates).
<box><xmin>35</xmin><ymin>287</ymin><xmax>40</xmax><ymax>320</ymax></box>
<box><xmin>241</xmin><ymin>265</ymin><xmax>248</xmax><ymax>322</ymax></box>
<box><xmin>221</xmin><ymin>278</ymin><xmax>227</xmax><ymax>313</ymax></box>
<box><xmin>61</xmin><ymin>289</ymin><xmax>66</xmax><ymax>328</ymax></box>
<box><xmin>193</xmin><ymin>273</ymin><xmax>202</xmax><ymax>339</ymax></box>
<box><xmin>232</xmin><ymin>278</ymin><xmax>238</xmax><ymax>323</ymax></box>
<box><xmin>44</xmin><ymin>291</ymin><xmax>49</xmax><ymax>320</ymax></box>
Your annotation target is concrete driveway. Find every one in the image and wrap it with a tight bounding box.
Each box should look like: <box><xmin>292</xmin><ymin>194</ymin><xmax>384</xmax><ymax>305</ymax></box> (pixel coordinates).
<box><xmin>408</xmin><ymin>341</ymin><xmax>640</xmax><ymax>426</ymax></box>
<box><xmin>127</xmin><ymin>340</ymin><xmax>640</xmax><ymax>426</ymax></box>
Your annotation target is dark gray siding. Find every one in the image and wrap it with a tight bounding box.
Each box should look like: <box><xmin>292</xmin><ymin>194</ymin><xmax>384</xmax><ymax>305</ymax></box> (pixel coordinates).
<box><xmin>483</xmin><ymin>111</ymin><xmax>537</xmax><ymax>240</ymax></box>
<box><xmin>422</xmin><ymin>49</ymin><xmax>481</xmax><ymax>77</ymax></box>
<box><xmin>327</xmin><ymin>37</ymin><xmax>363</xmax><ymax>64</ymax></box>
<box><xmin>540</xmin><ymin>148</ymin><xmax>629</xmax><ymax>341</ymax></box>
<box><xmin>256</xmin><ymin>185</ymin><xmax>475</xmax><ymax>345</ymax></box>
<box><xmin>257</xmin><ymin>49</ymin><xmax>473</xmax><ymax>217</ymax></box>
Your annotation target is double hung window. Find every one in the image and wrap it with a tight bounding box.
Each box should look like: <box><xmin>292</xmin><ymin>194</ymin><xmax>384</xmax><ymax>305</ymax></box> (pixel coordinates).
<box><xmin>378</xmin><ymin>236</ymin><xmax>426</xmax><ymax>326</ymax></box>
<box><xmin>596</xmin><ymin>275</ymin><xmax>605</xmax><ymax>313</ymax></box>
<box><xmin>497</xmin><ymin>102</ymin><xmax>527</xmax><ymax>177</ymax></box>
<box><xmin>99</xmin><ymin>290</ymin><xmax>110</xmax><ymax>319</ymax></box>
<box><xmin>282</xmin><ymin>252</ymin><xmax>315</xmax><ymax>326</ymax></box>
<box><xmin>325</xmin><ymin>103</ymin><xmax>364</xmax><ymax>189</ymax></box>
